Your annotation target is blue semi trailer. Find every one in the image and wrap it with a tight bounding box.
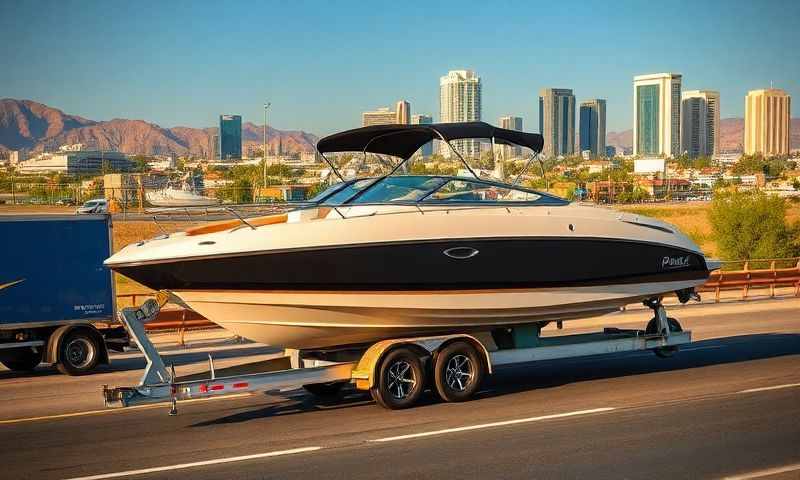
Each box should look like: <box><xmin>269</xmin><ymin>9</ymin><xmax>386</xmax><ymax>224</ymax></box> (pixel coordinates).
<box><xmin>0</xmin><ymin>214</ymin><xmax>128</xmax><ymax>375</ymax></box>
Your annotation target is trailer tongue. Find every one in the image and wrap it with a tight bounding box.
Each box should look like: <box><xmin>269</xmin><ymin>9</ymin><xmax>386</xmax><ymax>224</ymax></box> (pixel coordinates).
<box><xmin>104</xmin><ymin>295</ymin><xmax>691</xmax><ymax>414</ymax></box>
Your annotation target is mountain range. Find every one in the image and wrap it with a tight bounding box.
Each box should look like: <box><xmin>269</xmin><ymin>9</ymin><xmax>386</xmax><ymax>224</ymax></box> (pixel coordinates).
<box><xmin>0</xmin><ymin>99</ymin><xmax>317</xmax><ymax>156</ymax></box>
<box><xmin>1</xmin><ymin>99</ymin><xmax>797</xmax><ymax>157</ymax></box>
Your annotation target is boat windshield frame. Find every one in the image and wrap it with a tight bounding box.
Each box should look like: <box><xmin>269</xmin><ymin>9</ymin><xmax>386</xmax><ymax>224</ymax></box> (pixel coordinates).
<box><xmin>314</xmin><ymin>122</ymin><xmax>562</xmax><ymax>207</ymax></box>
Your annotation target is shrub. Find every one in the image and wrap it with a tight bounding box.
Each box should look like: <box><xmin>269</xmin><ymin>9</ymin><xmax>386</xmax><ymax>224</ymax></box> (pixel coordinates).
<box><xmin>708</xmin><ymin>190</ymin><xmax>799</xmax><ymax>260</ymax></box>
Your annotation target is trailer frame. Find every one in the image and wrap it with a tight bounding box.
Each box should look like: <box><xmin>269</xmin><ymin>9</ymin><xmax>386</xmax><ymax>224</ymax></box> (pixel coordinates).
<box><xmin>103</xmin><ymin>296</ymin><xmax>690</xmax><ymax>414</ymax></box>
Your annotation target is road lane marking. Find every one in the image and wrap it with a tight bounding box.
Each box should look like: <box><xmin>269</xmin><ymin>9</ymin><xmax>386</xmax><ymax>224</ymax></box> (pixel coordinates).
<box><xmin>0</xmin><ymin>393</ymin><xmax>254</xmax><ymax>425</ymax></box>
<box><xmin>723</xmin><ymin>463</ymin><xmax>800</xmax><ymax>479</ymax></box>
<box><xmin>737</xmin><ymin>383</ymin><xmax>800</xmax><ymax>394</ymax></box>
<box><xmin>64</xmin><ymin>446</ymin><xmax>322</xmax><ymax>480</ymax></box>
<box><xmin>371</xmin><ymin>407</ymin><xmax>615</xmax><ymax>443</ymax></box>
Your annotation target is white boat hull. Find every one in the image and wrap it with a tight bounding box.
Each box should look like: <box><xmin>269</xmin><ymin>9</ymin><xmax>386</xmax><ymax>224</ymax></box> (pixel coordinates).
<box><xmin>174</xmin><ymin>278</ymin><xmax>705</xmax><ymax>349</ymax></box>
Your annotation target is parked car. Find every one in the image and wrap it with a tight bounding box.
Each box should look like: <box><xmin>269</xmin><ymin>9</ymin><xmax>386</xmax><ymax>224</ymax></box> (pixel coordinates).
<box><xmin>76</xmin><ymin>198</ymin><xmax>108</xmax><ymax>214</ymax></box>
<box><xmin>56</xmin><ymin>198</ymin><xmax>76</xmax><ymax>206</ymax></box>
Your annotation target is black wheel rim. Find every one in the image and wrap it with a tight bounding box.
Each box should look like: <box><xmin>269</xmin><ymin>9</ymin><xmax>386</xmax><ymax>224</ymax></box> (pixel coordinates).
<box><xmin>65</xmin><ymin>338</ymin><xmax>94</xmax><ymax>368</ymax></box>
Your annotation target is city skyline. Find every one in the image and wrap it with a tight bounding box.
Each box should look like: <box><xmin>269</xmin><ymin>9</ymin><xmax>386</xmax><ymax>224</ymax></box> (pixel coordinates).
<box><xmin>2</xmin><ymin>0</ymin><xmax>798</xmax><ymax>137</ymax></box>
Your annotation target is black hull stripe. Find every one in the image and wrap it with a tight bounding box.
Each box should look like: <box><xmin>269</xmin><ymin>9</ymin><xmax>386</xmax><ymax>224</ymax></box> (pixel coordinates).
<box><xmin>108</xmin><ymin>235</ymin><xmax>703</xmax><ymax>268</ymax></box>
<box><xmin>113</xmin><ymin>237</ymin><xmax>709</xmax><ymax>293</ymax></box>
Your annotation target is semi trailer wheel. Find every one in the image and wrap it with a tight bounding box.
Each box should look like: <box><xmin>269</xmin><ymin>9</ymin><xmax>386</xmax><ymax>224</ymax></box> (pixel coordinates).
<box><xmin>433</xmin><ymin>341</ymin><xmax>485</xmax><ymax>403</ymax></box>
<box><xmin>370</xmin><ymin>347</ymin><xmax>425</xmax><ymax>410</ymax></box>
<box><xmin>56</xmin><ymin>329</ymin><xmax>101</xmax><ymax>375</ymax></box>
<box><xmin>646</xmin><ymin>317</ymin><xmax>683</xmax><ymax>358</ymax></box>
<box><xmin>0</xmin><ymin>347</ymin><xmax>43</xmax><ymax>372</ymax></box>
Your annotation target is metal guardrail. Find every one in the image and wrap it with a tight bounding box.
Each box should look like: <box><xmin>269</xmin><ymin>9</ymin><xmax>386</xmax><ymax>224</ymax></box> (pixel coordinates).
<box><xmin>698</xmin><ymin>257</ymin><xmax>800</xmax><ymax>302</ymax></box>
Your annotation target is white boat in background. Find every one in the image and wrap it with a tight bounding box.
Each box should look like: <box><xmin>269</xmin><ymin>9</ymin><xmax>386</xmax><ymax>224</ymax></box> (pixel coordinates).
<box><xmin>146</xmin><ymin>176</ymin><xmax>219</xmax><ymax>207</ymax></box>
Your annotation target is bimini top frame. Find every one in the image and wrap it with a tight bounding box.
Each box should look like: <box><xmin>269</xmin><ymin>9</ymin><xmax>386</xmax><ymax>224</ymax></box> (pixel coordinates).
<box><xmin>315</xmin><ymin>122</ymin><xmax>545</xmax><ymax>182</ymax></box>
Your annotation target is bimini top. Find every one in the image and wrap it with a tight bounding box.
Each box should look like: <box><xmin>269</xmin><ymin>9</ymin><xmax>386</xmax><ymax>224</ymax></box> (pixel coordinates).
<box><xmin>317</xmin><ymin>122</ymin><xmax>544</xmax><ymax>160</ymax></box>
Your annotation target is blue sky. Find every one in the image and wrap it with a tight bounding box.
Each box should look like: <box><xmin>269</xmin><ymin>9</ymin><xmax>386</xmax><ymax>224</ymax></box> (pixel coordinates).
<box><xmin>1</xmin><ymin>0</ymin><xmax>797</xmax><ymax>136</ymax></box>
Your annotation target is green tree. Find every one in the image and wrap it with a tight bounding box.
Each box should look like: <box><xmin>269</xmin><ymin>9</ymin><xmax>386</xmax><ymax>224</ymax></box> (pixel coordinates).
<box><xmin>131</xmin><ymin>155</ymin><xmax>152</xmax><ymax>173</ymax></box>
<box><xmin>709</xmin><ymin>190</ymin><xmax>799</xmax><ymax>260</ymax></box>
<box><xmin>732</xmin><ymin>154</ymin><xmax>789</xmax><ymax>177</ymax></box>
<box><xmin>792</xmin><ymin>178</ymin><xmax>800</xmax><ymax>191</ymax></box>
<box><xmin>216</xmin><ymin>178</ymin><xmax>253</xmax><ymax>204</ymax></box>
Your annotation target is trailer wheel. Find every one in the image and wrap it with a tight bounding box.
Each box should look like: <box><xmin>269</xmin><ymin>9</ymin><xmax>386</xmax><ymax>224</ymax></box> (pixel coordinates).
<box><xmin>0</xmin><ymin>348</ymin><xmax>43</xmax><ymax>372</ymax></box>
<box><xmin>303</xmin><ymin>381</ymin><xmax>347</xmax><ymax>399</ymax></box>
<box><xmin>370</xmin><ymin>347</ymin><xmax>425</xmax><ymax>410</ymax></box>
<box><xmin>433</xmin><ymin>341</ymin><xmax>485</xmax><ymax>403</ymax></box>
<box><xmin>646</xmin><ymin>317</ymin><xmax>682</xmax><ymax>358</ymax></box>
<box><xmin>56</xmin><ymin>329</ymin><xmax>100</xmax><ymax>375</ymax></box>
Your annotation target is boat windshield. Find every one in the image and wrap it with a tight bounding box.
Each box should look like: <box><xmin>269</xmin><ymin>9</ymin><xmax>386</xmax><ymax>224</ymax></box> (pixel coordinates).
<box><xmin>349</xmin><ymin>176</ymin><xmax>448</xmax><ymax>204</ymax></box>
<box><xmin>344</xmin><ymin>175</ymin><xmax>568</xmax><ymax>206</ymax></box>
<box><xmin>316</xmin><ymin>178</ymin><xmax>373</xmax><ymax>205</ymax></box>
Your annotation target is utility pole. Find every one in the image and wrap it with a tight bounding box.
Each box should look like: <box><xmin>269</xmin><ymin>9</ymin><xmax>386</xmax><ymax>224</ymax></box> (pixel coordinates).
<box><xmin>263</xmin><ymin>102</ymin><xmax>271</xmax><ymax>191</ymax></box>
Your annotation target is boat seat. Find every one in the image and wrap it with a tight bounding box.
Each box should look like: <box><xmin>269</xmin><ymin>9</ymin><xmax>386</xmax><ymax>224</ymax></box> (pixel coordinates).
<box><xmin>185</xmin><ymin>213</ymin><xmax>288</xmax><ymax>236</ymax></box>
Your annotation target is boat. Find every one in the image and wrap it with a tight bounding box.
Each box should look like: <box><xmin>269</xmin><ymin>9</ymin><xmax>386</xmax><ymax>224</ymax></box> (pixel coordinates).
<box><xmin>105</xmin><ymin>122</ymin><xmax>716</xmax><ymax>351</ymax></box>
<box><xmin>146</xmin><ymin>174</ymin><xmax>219</xmax><ymax>207</ymax></box>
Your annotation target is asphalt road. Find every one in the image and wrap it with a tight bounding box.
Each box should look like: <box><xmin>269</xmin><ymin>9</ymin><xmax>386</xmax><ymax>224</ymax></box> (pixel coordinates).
<box><xmin>1</xmin><ymin>298</ymin><xmax>799</xmax><ymax>480</ymax></box>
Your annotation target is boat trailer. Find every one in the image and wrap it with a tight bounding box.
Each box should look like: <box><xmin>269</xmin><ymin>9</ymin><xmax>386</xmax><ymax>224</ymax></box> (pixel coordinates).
<box><xmin>103</xmin><ymin>296</ymin><xmax>691</xmax><ymax>414</ymax></box>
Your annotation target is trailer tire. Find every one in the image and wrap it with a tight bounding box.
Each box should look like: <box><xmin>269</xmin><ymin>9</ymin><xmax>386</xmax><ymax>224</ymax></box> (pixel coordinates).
<box><xmin>303</xmin><ymin>381</ymin><xmax>347</xmax><ymax>399</ymax></box>
<box><xmin>646</xmin><ymin>317</ymin><xmax>682</xmax><ymax>358</ymax></box>
<box><xmin>433</xmin><ymin>341</ymin><xmax>484</xmax><ymax>403</ymax></box>
<box><xmin>370</xmin><ymin>347</ymin><xmax>425</xmax><ymax>410</ymax></box>
<box><xmin>0</xmin><ymin>348</ymin><xmax>43</xmax><ymax>372</ymax></box>
<box><xmin>56</xmin><ymin>329</ymin><xmax>101</xmax><ymax>375</ymax></box>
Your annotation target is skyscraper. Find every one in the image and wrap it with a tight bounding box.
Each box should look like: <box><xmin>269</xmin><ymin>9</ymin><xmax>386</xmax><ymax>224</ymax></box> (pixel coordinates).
<box><xmin>218</xmin><ymin>114</ymin><xmax>242</xmax><ymax>161</ymax></box>
<box><xmin>579</xmin><ymin>99</ymin><xmax>607</xmax><ymax>158</ymax></box>
<box><xmin>680</xmin><ymin>90</ymin><xmax>720</xmax><ymax>158</ymax></box>
<box><xmin>411</xmin><ymin>114</ymin><xmax>434</xmax><ymax>157</ymax></box>
<box><xmin>633</xmin><ymin>73</ymin><xmax>682</xmax><ymax>157</ymax></box>
<box><xmin>396</xmin><ymin>100</ymin><xmax>410</xmax><ymax>125</ymax></box>
<box><xmin>744</xmin><ymin>88</ymin><xmax>791</xmax><ymax>157</ymax></box>
<box><xmin>538</xmin><ymin>88</ymin><xmax>575</xmax><ymax>158</ymax></box>
<box><xmin>362</xmin><ymin>107</ymin><xmax>397</xmax><ymax>127</ymax></box>
<box><xmin>439</xmin><ymin>70</ymin><xmax>481</xmax><ymax>158</ymax></box>
<box><xmin>209</xmin><ymin>134</ymin><xmax>219</xmax><ymax>160</ymax></box>
<box><xmin>497</xmin><ymin>116</ymin><xmax>523</xmax><ymax>159</ymax></box>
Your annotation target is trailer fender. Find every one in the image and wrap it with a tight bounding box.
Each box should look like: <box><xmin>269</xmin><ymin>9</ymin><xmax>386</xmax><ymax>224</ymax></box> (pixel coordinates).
<box><xmin>45</xmin><ymin>325</ymin><xmax>109</xmax><ymax>366</ymax></box>
<box><xmin>351</xmin><ymin>334</ymin><xmax>492</xmax><ymax>391</ymax></box>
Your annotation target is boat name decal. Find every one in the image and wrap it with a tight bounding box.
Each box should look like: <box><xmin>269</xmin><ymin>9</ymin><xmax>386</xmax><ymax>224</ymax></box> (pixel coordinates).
<box><xmin>661</xmin><ymin>256</ymin><xmax>690</xmax><ymax>269</ymax></box>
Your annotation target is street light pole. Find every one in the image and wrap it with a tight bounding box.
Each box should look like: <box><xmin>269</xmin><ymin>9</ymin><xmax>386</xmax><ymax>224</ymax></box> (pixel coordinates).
<box><xmin>263</xmin><ymin>102</ymin><xmax>271</xmax><ymax>190</ymax></box>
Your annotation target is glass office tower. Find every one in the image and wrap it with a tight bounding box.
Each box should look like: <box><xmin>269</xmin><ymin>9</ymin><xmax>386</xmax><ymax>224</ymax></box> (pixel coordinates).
<box><xmin>219</xmin><ymin>115</ymin><xmax>242</xmax><ymax>161</ymax></box>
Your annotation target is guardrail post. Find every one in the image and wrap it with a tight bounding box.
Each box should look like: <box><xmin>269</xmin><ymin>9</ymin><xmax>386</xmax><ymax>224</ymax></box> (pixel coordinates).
<box><xmin>742</xmin><ymin>261</ymin><xmax>749</xmax><ymax>300</ymax></box>
<box><xmin>769</xmin><ymin>260</ymin><xmax>776</xmax><ymax>298</ymax></box>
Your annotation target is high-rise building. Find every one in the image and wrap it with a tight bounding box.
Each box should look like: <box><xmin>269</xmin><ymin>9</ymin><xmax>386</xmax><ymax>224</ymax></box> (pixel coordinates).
<box><xmin>209</xmin><ymin>134</ymin><xmax>219</xmax><ymax>160</ymax></box>
<box><xmin>396</xmin><ymin>100</ymin><xmax>411</xmax><ymax>125</ymax></box>
<box><xmin>411</xmin><ymin>114</ymin><xmax>434</xmax><ymax>157</ymax></box>
<box><xmin>744</xmin><ymin>88</ymin><xmax>791</xmax><ymax>157</ymax></box>
<box><xmin>579</xmin><ymin>99</ymin><xmax>607</xmax><ymax>158</ymax></box>
<box><xmin>218</xmin><ymin>115</ymin><xmax>242</xmax><ymax>161</ymax></box>
<box><xmin>680</xmin><ymin>90</ymin><xmax>720</xmax><ymax>158</ymax></box>
<box><xmin>362</xmin><ymin>107</ymin><xmax>397</xmax><ymax>127</ymax></box>
<box><xmin>497</xmin><ymin>116</ymin><xmax>524</xmax><ymax>159</ymax></box>
<box><xmin>439</xmin><ymin>69</ymin><xmax>482</xmax><ymax>158</ymax></box>
<box><xmin>538</xmin><ymin>88</ymin><xmax>575</xmax><ymax>158</ymax></box>
<box><xmin>633</xmin><ymin>73</ymin><xmax>682</xmax><ymax>157</ymax></box>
